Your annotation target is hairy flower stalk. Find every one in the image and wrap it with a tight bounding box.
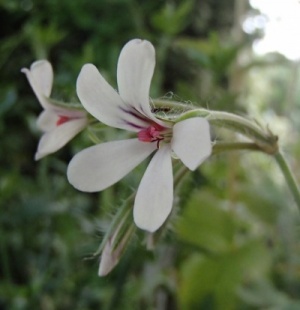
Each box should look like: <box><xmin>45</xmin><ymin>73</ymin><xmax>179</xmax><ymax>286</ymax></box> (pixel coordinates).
<box><xmin>154</xmin><ymin>100</ymin><xmax>300</xmax><ymax>213</ymax></box>
<box><xmin>171</xmin><ymin>107</ymin><xmax>278</xmax><ymax>154</ymax></box>
<box><xmin>67</xmin><ymin>39</ymin><xmax>212</xmax><ymax>232</ymax></box>
<box><xmin>274</xmin><ymin>152</ymin><xmax>300</xmax><ymax>212</ymax></box>
<box><xmin>22</xmin><ymin>60</ymin><xmax>88</xmax><ymax>159</ymax></box>
<box><xmin>151</xmin><ymin>99</ymin><xmax>278</xmax><ymax>153</ymax></box>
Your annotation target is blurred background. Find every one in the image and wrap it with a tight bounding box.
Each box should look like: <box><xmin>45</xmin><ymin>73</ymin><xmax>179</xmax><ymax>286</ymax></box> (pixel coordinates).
<box><xmin>1</xmin><ymin>0</ymin><xmax>300</xmax><ymax>309</ymax></box>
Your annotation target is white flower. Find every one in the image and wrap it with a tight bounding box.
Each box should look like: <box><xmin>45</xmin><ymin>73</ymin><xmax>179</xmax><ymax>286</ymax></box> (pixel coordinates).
<box><xmin>67</xmin><ymin>39</ymin><xmax>212</xmax><ymax>232</ymax></box>
<box><xmin>22</xmin><ymin>60</ymin><xmax>88</xmax><ymax>160</ymax></box>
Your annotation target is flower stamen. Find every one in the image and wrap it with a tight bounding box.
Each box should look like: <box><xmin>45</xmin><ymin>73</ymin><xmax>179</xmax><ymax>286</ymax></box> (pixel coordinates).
<box><xmin>138</xmin><ymin>125</ymin><xmax>164</xmax><ymax>143</ymax></box>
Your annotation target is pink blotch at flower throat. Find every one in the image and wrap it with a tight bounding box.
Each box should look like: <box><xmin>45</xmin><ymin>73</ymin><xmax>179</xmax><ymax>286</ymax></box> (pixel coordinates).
<box><xmin>56</xmin><ymin>115</ymin><xmax>70</xmax><ymax>126</ymax></box>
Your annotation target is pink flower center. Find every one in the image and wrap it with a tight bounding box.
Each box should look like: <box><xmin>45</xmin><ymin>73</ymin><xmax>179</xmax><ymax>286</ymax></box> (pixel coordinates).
<box><xmin>56</xmin><ymin>115</ymin><xmax>70</xmax><ymax>126</ymax></box>
<box><xmin>138</xmin><ymin>125</ymin><xmax>164</xmax><ymax>143</ymax></box>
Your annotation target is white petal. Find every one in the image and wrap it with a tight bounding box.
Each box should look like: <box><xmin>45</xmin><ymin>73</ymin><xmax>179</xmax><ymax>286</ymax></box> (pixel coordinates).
<box><xmin>77</xmin><ymin>64</ymin><xmax>148</xmax><ymax>131</ymax></box>
<box><xmin>133</xmin><ymin>144</ymin><xmax>173</xmax><ymax>232</ymax></box>
<box><xmin>21</xmin><ymin>60</ymin><xmax>53</xmax><ymax>109</ymax></box>
<box><xmin>37</xmin><ymin>107</ymin><xmax>87</xmax><ymax>131</ymax></box>
<box><xmin>172</xmin><ymin>118</ymin><xmax>212</xmax><ymax>170</ymax></box>
<box><xmin>37</xmin><ymin>110</ymin><xmax>57</xmax><ymax>131</ymax></box>
<box><xmin>67</xmin><ymin>139</ymin><xmax>157</xmax><ymax>192</ymax></box>
<box><xmin>117</xmin><ymin>39</ymin><xmax>160</xmax><ymax>122</ymax></box>
<box><xmin>35</xmin><ymin>118</ymin><xmax>87</xmax><ymax>160</ymax></box>
<box><xmin>28</xmin><ymin>60</ymin><xmax>53</xmax><ymax>96</ymax></box>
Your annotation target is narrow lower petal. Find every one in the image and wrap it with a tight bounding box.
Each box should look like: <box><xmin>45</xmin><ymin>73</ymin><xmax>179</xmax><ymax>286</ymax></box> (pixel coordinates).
<box><xmin>172</xmin><ymin>117</ymin><xmax>212</xmax><ymax>170</ymax></box>
<box><xmin>37</xmin><ymin>110</ymin><xmax>57</xmax><ymax>131</ymax></box>
<box><xmin>77</xmin><ymin>64</ymin><xmax>148</xmax><ymax>131</ymax></box>
<box><xmin>21</xmin><ymin>60</ymin><xmax>53</xmax><ymax>109</ymax></box>
<box><xmin>35</xmin><ymin>118</ymin><xmax>87</xmax><ymax>160</ymax></box>
<box><xmin>133</xmin><ymin>144</ymin><xmax>173</xmax><ymax>232</ymax></box>
<box><xmin>67</xmin><ymin>139</ymin><xmax>157</xmax><ymax>192</ymax></box>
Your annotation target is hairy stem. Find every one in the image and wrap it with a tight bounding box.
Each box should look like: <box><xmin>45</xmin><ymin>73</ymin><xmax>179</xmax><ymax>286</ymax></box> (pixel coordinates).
<box><xmin>274</xmin><ymin>152</ymin><xmax>300</xmax><ymax>211</ymax></box>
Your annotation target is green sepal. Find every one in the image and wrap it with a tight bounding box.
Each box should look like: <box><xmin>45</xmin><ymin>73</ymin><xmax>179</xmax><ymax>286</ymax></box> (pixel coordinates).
<box><xmin>92</xmin><ymin>193</ymin><xmax>135</xmax><ymax>257</ymax></box>
<box><xmin>48</xmin><ymin>97</ymin><xmax>84</xmax><ymax>110</ymax></box>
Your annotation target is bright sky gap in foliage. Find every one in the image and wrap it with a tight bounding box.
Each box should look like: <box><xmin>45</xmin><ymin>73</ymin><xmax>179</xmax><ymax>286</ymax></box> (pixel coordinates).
<box><xmin>245</xmin><ymin>0</ymin><xmax>300</xmax><ymax>60</ymax></box>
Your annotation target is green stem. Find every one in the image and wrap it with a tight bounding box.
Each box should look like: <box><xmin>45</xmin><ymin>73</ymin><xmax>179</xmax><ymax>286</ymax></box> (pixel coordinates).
<box><xmin>49</xmin><ymin>98</ymin><xmax>83</xmax><ymax>110</ymax></box>
<box><xmin>174</xmin><ymin>165</ymin><xmax>189</xmax><ymax>187</ymax></box>
<box><xmin>212</xmin><ymin>142</ymin><xmax>262</xmax><ymax>154</ymax></box>
<box><xmin>153</xmin><ymin>99</ymin><xmax>194</xmax><ymax>111</ymax></box>
<box><xmin>274</xmin><ymin>151</ymin><xmax>300</xmax><ymax>211</ymax></box>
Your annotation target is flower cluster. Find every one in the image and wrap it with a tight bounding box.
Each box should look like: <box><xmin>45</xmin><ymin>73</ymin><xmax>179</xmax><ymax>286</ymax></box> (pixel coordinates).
<box><xmin>23</xmin><ymin>39</ymin><xmax>212</xmax><ymax>274</ymax></box>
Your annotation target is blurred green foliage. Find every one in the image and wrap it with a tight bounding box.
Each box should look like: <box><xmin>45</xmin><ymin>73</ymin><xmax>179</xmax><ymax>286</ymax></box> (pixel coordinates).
<box><xmin>1</xmin><ymin>0</ymin><xmax>300</xmax><ymax>309</ymax></box>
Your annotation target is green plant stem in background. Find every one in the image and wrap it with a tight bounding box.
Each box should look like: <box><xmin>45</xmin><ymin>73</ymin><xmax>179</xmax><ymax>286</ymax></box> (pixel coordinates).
<box><xmin>212</xmin><ymin>143</ymin><xmax>300</xmax><ymax>216</ymax></box>
<box><xmin>174</xmin><ymin>165</ymin><xmax>189</xmax><ymax>188</ymax></box>
<box><xmin>274</xmin><ymin>152</ymin><xmax>300</xmax><ymax>212</ymax></box>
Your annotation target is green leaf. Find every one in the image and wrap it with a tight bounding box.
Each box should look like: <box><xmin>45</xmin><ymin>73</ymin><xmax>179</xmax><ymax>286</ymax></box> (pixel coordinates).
<box><xmin>151</xmin><ymin>1</ymin><xmax>193</xmax><ymax>35</ymax></box>
<box><xmin>174</xmin><ymin>33</ymin><xmax>240</xmax><ymax>76</ymax></box>
<box><xmin>179</xmin><ymin>240</ymin><xmax>270</xmax><ymax>310</ymax></box>
<box><xmin>176</xmin><ymin>190</ymin><xmax>236</xmax><ymax>253</ymax></box>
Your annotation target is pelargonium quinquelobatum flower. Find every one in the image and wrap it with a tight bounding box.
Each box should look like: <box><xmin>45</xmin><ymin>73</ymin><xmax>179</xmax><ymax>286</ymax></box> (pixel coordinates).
<box><xmin>67</xmin><ymin>39</ymin><xmax>212</xmax><ymax>232</ymax></box>
<box><xmin>22</xmin><ymin>60</ymin><xmax>88</xmax><ymax>160</ymax></box>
